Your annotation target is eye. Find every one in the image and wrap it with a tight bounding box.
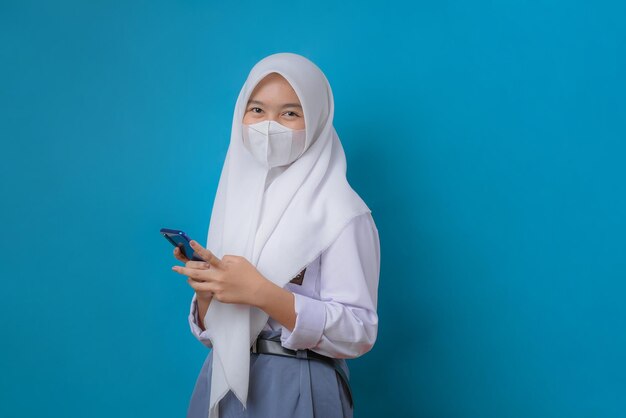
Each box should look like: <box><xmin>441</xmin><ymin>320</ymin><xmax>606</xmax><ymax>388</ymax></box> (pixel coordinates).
<box><xmin>283</xmin><ymin>111</ymin><xmax>300</xmax><ymax>117</ymax></box>
<box><xmin>249</xmin><ymin>107</ymin><xmax>263</xmax><ymax>113</ymax></box>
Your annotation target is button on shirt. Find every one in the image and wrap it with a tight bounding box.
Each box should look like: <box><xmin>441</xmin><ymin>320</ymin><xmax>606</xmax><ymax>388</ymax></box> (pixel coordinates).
<box><xmin>188</xmin><ymin>212</ymin><xmax>380</xmax><ymax>359</ymax></box>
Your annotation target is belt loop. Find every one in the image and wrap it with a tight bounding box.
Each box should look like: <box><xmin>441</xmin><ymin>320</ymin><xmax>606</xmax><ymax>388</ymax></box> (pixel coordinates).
<box><xmin>296</xmin><ymin>349</ymin><xmax>308</xmax><ymax>359</ymax></box>
<box><xmin>251</xmin><ymin>339</ymin><xmax>257</xmax><ymax>354</ymax></box>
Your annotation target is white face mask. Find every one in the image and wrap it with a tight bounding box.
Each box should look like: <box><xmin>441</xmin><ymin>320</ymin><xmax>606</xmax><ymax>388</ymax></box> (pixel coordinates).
<box><xmin>242</xmin><ymin>120</ymin><xmax>306</xmax><ymax>168</ymax></box>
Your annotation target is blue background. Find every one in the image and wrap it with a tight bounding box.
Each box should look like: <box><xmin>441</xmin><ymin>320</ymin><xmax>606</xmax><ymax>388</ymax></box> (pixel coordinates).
<box><xmin>1</xmin><ymin>1</ymin><xmax>625</xmax><ymax>417</ymax></box>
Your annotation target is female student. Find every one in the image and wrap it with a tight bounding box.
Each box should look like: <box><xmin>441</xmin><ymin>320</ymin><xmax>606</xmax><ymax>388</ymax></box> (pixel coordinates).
<box><xmin>171</xmin><ymin>52</ymin><xmax>381</xmax><ymax>418</ymax></box>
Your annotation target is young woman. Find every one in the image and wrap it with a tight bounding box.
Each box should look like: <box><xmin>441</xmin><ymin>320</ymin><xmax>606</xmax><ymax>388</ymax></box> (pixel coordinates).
<box><xmin>171</xmin><ymin>52</ymin><xmax>380</xmax><ymax>418</ymax></box>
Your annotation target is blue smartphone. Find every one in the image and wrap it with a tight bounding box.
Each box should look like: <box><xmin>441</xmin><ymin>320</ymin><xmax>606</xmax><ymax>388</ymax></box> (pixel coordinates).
<box><xmin>160</xmin><ymin>228</ymin><xmax>205</xmax><ymax>261</ymax></box>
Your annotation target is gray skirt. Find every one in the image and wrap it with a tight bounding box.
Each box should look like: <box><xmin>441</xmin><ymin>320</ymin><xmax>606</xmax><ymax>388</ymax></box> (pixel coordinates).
<box><xmin>186</xmin><ymin>329</ymin><xmax>353</xmax><ymax>418</ymax></box>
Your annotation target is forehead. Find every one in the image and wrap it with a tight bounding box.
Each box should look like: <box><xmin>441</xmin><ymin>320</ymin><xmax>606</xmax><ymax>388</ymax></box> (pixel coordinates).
<box><xmin>248</xmin><ymin>73</ymin><xmax>300</xmax><ymax>101</ymax></box>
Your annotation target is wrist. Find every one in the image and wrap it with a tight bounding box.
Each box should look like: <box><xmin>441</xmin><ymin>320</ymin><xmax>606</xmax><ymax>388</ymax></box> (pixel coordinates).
<box><xmin>196</xmin><ymin>292</ymin><xmax>213</xmax><ymax>304</ymax></box>
<box><xmin>253</xmin><ymin>277</ymin><xmax>278</xmax><ymax>309</ymax></box>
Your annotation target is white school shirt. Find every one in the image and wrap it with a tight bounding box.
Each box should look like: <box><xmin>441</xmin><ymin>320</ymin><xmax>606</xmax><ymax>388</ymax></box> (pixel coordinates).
<box><xmin>188</xmin><ymin>211</ymin><xmax>380</xmax><ymax>358</ymax></box>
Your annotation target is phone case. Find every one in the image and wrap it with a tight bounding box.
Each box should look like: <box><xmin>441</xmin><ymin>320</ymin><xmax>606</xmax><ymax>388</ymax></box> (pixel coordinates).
<box><xmin>160</xmin><ymin>228</ymin><xmax>205</xmax><ymax>261</ymax></box>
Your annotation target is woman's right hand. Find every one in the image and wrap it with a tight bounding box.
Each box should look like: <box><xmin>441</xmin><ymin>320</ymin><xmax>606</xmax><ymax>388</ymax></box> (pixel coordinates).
<box><xmin>173</xmin><ymin>246</ymin><xmax>214</xmax><ymax>303</ymax></box>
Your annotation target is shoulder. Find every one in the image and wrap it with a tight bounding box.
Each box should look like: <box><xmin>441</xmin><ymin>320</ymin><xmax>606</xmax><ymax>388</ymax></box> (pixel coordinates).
<box><xmin>318</xmin><ymin>211</ymin><xmax>381</xmax><ymax>288</ymax></box>
<box><xmin>339</xmin><ymin>211</ymin><xmax>378</xmax><ymax>241</ymax></box>
<box><xmin>323</xmin><ymin>211</ymin><xmax>380</xmax><ymax>256</ymax></box>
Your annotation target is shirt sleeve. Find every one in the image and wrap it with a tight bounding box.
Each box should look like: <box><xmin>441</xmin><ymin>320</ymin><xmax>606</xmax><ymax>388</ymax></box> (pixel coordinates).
<box><xmin>188</xmin><ymin>292</ymin><xmax>214</xmax><ymax>349</ymax></box>
<box><xmin>280</xmin><ymin>212</ymin><xmax>381</xmax><ymax>359</ymax></box>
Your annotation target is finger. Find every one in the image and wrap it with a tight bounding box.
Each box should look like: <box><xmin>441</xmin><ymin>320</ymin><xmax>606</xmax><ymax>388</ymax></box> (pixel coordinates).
<box><xmin>173</xmin><ymin>246</ymin><xmax>190</xmax><ymax>262</ymax></box>
<box><xmin>187</xmin><ymin>277</ymin><xmax>216</xmax><ymax>293</ymax></box>
<box><xmin>185</xmin><ymin>260</ymin><xmax>211</xmax><ymax>269</ymax></box>
<box><xmin>172</xmin><ymin>265</ymin><xmax>217</xmax><ymax>282</ymax></box>
<box><xmin>189</xmin><ymin>240</ymin><xmax>224</xmax><ymax>269</ymax></box>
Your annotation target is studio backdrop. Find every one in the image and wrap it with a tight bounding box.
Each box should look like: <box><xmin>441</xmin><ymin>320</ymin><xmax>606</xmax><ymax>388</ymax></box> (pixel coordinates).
<box><xmin>1</xmin><ymin>1</ymin><xmax>625</xmax><ymax>417</ymax></box>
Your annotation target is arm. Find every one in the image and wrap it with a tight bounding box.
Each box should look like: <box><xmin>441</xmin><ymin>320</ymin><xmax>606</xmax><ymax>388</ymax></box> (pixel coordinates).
<box><xmin>278</xmin><ymin>212</ymin><xmax>381</xmax><ymax>359</ymax></box>
<box><xmin>254</xmin><ymin>282</ymin><xmax>296</xmax><ymax>331</ymax></box>
<box><xmin>188</xmin><ymin>277</ymin><xmax>294</xmax><ymax>345</ymax></box>
<box><xmin>188</xmin><ymin>292</ymin><xmax>214</xmax><ymax>348</ymax></box>
<box><xmin>196</xmin><ymin>295</ymin><xmax>210</xmax><ymax>331</ymax></box>
<box><xmin>178</xmin><ymin>242</ymin><xmax>296</xmax><ymax>330</ymax></box>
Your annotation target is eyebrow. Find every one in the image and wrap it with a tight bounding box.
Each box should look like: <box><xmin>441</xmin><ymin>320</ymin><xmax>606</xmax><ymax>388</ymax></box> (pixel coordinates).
<box><xmin>248</xmin><ymin>100</ymin><xmax>303</xmax><ymax>109</ymax></box>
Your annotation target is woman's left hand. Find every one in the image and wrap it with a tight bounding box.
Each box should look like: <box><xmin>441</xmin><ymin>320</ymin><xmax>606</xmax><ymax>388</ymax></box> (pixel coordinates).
<box><xmin>172</xmin><ymin>240</ymin><xmax>270</xmax><ymax>307</ymax></box>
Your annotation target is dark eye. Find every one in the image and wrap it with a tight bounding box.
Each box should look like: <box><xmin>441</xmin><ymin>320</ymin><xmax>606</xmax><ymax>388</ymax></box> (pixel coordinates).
<box><xmin>250</xmin><ymin>107</ymin><xmax>263</xmax><ymax>113</ymax></box>
<box><xmin>283</xmin><ymin>111</ymin><xmax>299</xmax><ymax>117</ymax></box>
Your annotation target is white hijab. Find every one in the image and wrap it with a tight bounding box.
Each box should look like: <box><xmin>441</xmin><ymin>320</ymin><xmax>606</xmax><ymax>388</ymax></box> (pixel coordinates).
<box><xmin>202</xmin><ymin>52</ymin><xmax>371</xmax><ymax>418</ymax></box>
